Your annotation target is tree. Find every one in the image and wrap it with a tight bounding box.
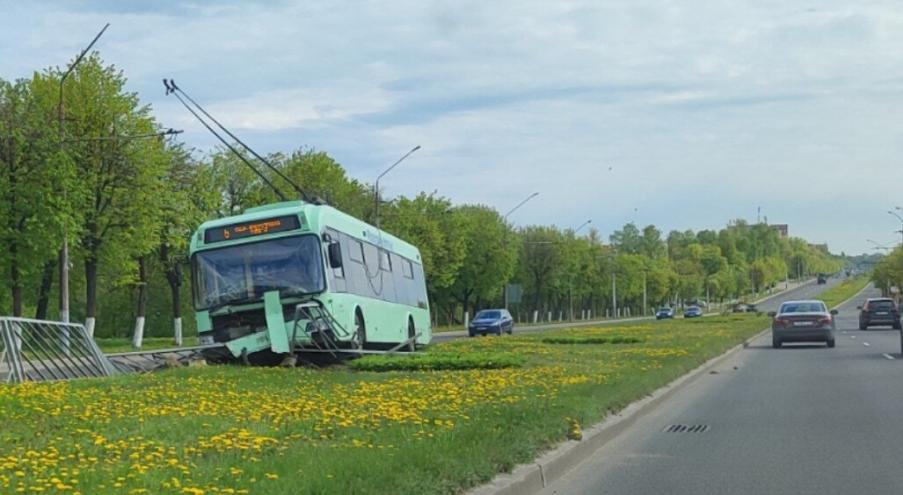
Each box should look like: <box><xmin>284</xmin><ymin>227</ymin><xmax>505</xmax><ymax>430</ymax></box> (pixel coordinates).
<box><xmin>157</xmin><ymin>142</ymin><xmax>218</xmax><ymax>344</ymax></box>
<box><xmin>60</xmin><ymin>54</ymin><xmax>170</xmax><ymax>336</ymax></box>
<box><xmin>518</xmin><ymin>226</ymin><xmax>566</xmax><ymax>312</ymax></box>
<box><xmin>0</xmin><ymin>78</ymin><xmax>67</xmax><ymax>316</ymax></box>
<box><xmin>448</xmin><ymin>205</ymin><xmax>517</xmax><ymax>316</ymax></box>
<box><xmin>610</xmin><ymin>223</ymin><xmax>643</xmax><ymax>254</ymax></box>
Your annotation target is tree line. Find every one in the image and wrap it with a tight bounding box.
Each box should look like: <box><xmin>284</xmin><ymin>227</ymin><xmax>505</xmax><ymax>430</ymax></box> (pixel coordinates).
<box><xmin>872</xmin><ymin>246</ymin><xmax>903</xmax><ymax>298</ymax></box>
<box><xmin>0</xmin><ymin>53</ymin><xmax>843</xmax><ymax>339</ymax></box>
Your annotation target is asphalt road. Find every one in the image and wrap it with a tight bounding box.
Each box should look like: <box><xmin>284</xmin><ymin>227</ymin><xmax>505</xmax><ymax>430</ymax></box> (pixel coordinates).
<box><xmin>433</xmin><ymin>279</ymin><xmax>818</xmax><ymax>344</ymax></box>
<box><xmin>542</xmin><ymin>279</ymin><xmax>903</xmax><ymax>495</ymax></box>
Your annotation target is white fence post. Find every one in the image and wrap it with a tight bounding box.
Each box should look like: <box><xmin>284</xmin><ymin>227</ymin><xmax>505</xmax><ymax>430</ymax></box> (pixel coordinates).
<box><xmin>464</xmin><ymin>311</ymin><xmax>470</xmax><ymax>330</ymax></box>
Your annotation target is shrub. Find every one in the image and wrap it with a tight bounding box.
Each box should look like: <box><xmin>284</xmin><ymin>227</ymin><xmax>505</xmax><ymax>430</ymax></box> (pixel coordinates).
<box><xmin>349</xmin><ymin>351</ymin><xmax>525</xmax><ymax>372</ymax></box>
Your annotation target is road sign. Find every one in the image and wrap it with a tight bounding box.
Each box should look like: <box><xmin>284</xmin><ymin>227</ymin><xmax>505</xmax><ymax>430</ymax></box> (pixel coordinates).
<box><xmin>506</xmin><ymin>284</ymin><xmax>523</xmax><ymax>304</ymax></box>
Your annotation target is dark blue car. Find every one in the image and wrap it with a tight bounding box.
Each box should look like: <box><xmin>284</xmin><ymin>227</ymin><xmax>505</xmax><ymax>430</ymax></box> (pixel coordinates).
<box><xmin>469</xmin><ymin>309</ymin><xmax>514</xmax><ymax>337</ymax></box>
<box><xmin>656</xmin><ymin>307</ymin><xmax>675</xmax><ymax>320</ymax></box>
<box><xmin>684</xmin><ymin>305</ymin><xmax>703</xmax><ymax>318</ymax></box>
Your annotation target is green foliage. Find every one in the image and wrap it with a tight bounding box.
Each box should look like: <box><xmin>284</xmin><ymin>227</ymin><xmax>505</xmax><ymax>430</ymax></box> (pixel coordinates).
<box><xmin>348</xmin><ymin>351</ymin><xmax>525</xmax><ymax>371</ymax></box>
<box><xmin>872</xmin><ymin>246</ymin><xmax>903</xmax><ymax>296</ymax></box>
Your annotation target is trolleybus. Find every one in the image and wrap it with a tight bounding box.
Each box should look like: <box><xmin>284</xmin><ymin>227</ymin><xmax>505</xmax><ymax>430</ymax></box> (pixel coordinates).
<box><xmin>189</xmin><ymin>200</ymin><xmax>431</xmax><ymax>362</ymax></box>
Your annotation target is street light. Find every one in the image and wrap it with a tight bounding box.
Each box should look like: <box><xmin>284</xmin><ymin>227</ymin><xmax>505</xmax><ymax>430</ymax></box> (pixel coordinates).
<box><xmin>889</xmin><ymin>210</ymin><xmax>903</xmax><ymax>245</ymax></box>
<box><xmin>502</xmin><ymin>192</ymin><xmax>540</xmax><ymax>309</ymax></box>
<box><xmin>61</xmin><ymin>128</ymin><xmax>183</xmax><ymax>143</ymax></box>
<box><xmin>504</xmin><ymin>192</ymin><xmax>539</xmax><ymax>221</ymax></box>
<box><xmin>374</xmin><ymin>145</ymin><xmax>420</xmax><ymax>231</ymax></box>
<box><xmin>58</xmin><ymin>22</ymin><xmax>110</xmax><ymax>324</ymax></box>
<box><xmin>573</xmin><ymin>219</ymin><xmax>592</xmax><ymax>234</ymax></box>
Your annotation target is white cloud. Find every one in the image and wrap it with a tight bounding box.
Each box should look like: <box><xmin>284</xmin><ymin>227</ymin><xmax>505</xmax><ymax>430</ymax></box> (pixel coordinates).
<box><xmin>2</xmin><ymin>0</ymin><xmax>903</xmax><ymax>253</ymax></box>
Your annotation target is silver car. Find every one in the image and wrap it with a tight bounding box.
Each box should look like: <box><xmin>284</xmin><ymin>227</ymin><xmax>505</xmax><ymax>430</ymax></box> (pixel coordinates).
<box><xmin>769</xmin><ymin>300</ymin><xmax>838</xmax><ymax>349</ymax></box>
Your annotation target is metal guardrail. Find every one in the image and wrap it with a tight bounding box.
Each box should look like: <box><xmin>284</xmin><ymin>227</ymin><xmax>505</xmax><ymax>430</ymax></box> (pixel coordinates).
<box><xmin>0</xmin><ymin>317</ymin><xmax>116</xmax><ymax>383</ymax></box>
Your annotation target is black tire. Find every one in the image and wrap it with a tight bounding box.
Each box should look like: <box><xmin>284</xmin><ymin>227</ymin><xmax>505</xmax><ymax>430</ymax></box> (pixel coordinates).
<box><xmin>468</xmin><ymin>331</ymin><xmax>475</xmax><ymax>338</ymax></box>
<box><xmin>405</xmin><ymin>318</ymin><xmax>416</xmax><ymax>352</ymax></box>
<box><xmin>859</xmin><ymin>322</ymin><xmax>867</xmax><ymax>330</ymax></box>
<box><xmin>772</xmin><ymin>336</ymin><xmax>782</xmax><ymax>349</ymax></box>
<box><xmin>353</xmin><ymin>310</ymin><xmax>367</xmax><ymax>350</ymax></box>
<box><xmin>827</xmin><ymin>339</ymin><xmax>836</xmax><ymax>348</ymax></box>
<box><xmin>507</xmin><ymin>325</ymin><xmax>513</xmax><ymax>335</ymax></box>
<box><xmin>894</xmin><ymin>322</ymin><xmax>901</xmax><ymax>331</ymax></box>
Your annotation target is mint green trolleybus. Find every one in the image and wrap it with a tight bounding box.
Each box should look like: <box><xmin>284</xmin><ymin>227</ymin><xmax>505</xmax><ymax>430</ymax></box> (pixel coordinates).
<box><xmin>189</xmin><ymin>200</ymin><xmax>431</xmax><ymax>363</ymax></box>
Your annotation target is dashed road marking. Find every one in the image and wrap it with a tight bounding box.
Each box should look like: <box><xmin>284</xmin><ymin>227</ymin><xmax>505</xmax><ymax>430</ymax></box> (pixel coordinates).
<box><xmin>884</xmin><ymin>353</ymin><xmax>896</xmax><ymax>360</ymax></box>
<box><xmin>850</xmin><ymin>335</ymin><xmax>856</xmax><ymax>339</ymax></box>
<box><xmin>863</xmin><ymin>342</ymin><xmax>870</xmax><ymax>347</ymax></box>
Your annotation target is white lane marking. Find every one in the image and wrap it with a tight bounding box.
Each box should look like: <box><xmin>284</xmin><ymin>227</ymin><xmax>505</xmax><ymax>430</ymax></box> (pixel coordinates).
<box><xmin>842</xmin><ymin>331</ymin><xmax>847</xmax><ymax>334</ymax></box>
<box><xmin>850</xmin><ymin>335</ymin><xmax>856</xmax><ymax>339</ymax></box>
<box><xmin>884</xmin><ymin>353</ymin><xmax>896</xmax><ymax>360</ymax></box>
<box><xmin>863</xmin><ymin>342</ymin><xmax>870</xmax><ymax>347</ymax></box>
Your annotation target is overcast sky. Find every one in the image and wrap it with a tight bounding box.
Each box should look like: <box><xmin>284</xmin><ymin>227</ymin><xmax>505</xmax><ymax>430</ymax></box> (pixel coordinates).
<box><xmin>2</xmin><ymin>1</ymin><xmax>902</xmax><ymax>255</ymax></box>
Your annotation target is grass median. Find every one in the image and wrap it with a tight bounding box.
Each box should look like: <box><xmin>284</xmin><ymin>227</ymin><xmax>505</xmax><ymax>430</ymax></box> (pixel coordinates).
<box><xmin>818</xmin><ymin>276</ymin><xmax>871</xmax><ymax>309</ymax></box>
<box><xmin>1</xmin><ymin>314</ymin><xmax>772</xmax><ymax>494</ymax></box>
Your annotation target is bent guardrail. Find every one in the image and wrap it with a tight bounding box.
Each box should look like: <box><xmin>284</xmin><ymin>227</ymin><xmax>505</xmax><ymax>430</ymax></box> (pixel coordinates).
<box><xmin>0</xmin><ymin>317</ymin><xmax>116</xmax><ymax>383</ymax></box>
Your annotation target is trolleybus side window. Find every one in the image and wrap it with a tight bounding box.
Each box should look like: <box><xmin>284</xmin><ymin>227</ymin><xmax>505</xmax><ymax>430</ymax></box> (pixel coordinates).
<box><xmin>349</xmin><ymin>239</ymin><xmax>364</xmax><ymax>263</ymax></box>
<box><xmin>402</xmin><ymin>259</ymin><xmax>414</xmax><ymax>279</ymax></box>
<box><xmin>379</xmin><ymin>249</ymin><xmax>392</xmax><ymax>272</ymax></box>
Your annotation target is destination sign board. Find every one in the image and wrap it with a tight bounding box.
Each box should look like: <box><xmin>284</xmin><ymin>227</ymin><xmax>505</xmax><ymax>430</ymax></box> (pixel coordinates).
<box><xmin>204</xmin><ymin>215</ymin><xmax>301</xmax><ymax>243</ymax></box>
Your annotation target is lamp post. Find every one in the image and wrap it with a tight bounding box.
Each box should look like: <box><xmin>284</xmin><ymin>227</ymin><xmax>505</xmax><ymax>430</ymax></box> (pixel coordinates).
<box><xmin>503</xmin><ymin>192</ymin><xmax>539</xmax><ymax>221</ymax></box>
<box><xmin>58</xmin><ymin>23</ymin><xmax>109</xmax><ymax>324</ymax></box>
<box><xmin>373</xmin><ymin>145</ymin><xmax>420</xmax><ymax>231</ymax></box>
<box><xmin>503</xmin><ymin>192</ymin><xmax>539</xmax><ymax>309</ymax></box>
<box><xmin>573</xmin><ymin>219</ymin><xmax>592</xmax><ymax>234</ymax></box>
<box><xmin>889</xmin><ymin>210</ymin><xmax>903</xmax><ymax>245</ymax></box>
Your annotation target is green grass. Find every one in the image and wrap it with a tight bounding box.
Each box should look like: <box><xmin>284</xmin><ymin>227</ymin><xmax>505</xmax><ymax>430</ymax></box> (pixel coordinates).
<box><xmin>1</xmin><ymin>314</ymin><xmax>771</xmax><ymax>494</ymax></box>
<box><xmin>541</xmin><ymin>335</ymin><xmax>644</xmax><ymax>345</ymax></box>
<box><xmin>95</xmin><ymin>337</ymin><xmax>196</xmax><ymax>354</ymax></box>
<box><xmin>818</xmin><ymin>276</ymin><xmax>870</xmax><ymax>309</ymax></box>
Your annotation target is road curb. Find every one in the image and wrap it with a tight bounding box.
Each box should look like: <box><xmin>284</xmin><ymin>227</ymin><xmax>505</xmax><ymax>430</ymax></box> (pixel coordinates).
<box><xmin>467</xmin><ymin>325</ymin><xmax>771</xmax><ymax>495</ymax></box>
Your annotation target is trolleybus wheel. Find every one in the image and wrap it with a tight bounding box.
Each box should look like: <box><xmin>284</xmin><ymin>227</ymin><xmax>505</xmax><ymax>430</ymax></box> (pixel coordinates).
<box><xmin>405</xmin><ymin>318</ymin><xmax>416</xmax><ymax>352</ymax></box>
<box><xmin>353</xmin><ymin>311</ymin><xmax>367</xmax><ymax>350</ymax></box>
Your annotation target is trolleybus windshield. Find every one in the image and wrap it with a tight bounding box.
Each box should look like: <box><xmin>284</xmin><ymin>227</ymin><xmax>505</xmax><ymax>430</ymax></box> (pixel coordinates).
<box><xmin>192</xmin><ymin>234</ymin><xmax>325</xmax><ymax>310</ymax></box>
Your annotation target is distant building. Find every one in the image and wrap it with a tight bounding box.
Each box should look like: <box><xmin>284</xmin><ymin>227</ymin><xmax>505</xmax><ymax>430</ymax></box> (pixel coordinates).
<box><xmin>770</xmin><ymin>224</ymin><xmax>788</xmax><ymax>237</ymax></box>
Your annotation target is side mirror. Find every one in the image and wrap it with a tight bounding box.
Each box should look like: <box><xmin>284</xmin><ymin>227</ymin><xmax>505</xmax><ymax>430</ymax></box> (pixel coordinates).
<box><xmin>767</xmin><ymin>311</ymin><xmax>776</xmax><ymax>318</ymax></box>
<box><xmin>327</xmin><ymin>241</ymin><xmax>343</xmax><ymax>269</ymax></box>
<box><xmin>830</xmin><ymin>309</ymin><xmax>839</xmax><ymax>315</ymax></box>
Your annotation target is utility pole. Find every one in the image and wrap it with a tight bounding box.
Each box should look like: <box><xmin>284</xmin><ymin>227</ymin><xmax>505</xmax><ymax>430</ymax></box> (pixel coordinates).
<box><xmin>611</xmin><ymin>272</ymin><xmax>617</xmax><ymax>318</ymax></box>
<box><xmin>58</xmin><ymin>23</ymin><xmax>109</xmax><ymax>325</ymax></box>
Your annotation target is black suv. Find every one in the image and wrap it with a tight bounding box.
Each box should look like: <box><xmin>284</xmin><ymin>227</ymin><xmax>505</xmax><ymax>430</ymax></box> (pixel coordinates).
<box><xmin>858</xmin><ymin>298</ymin><xmax>902</xmax><ymax>330</ymax></box>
